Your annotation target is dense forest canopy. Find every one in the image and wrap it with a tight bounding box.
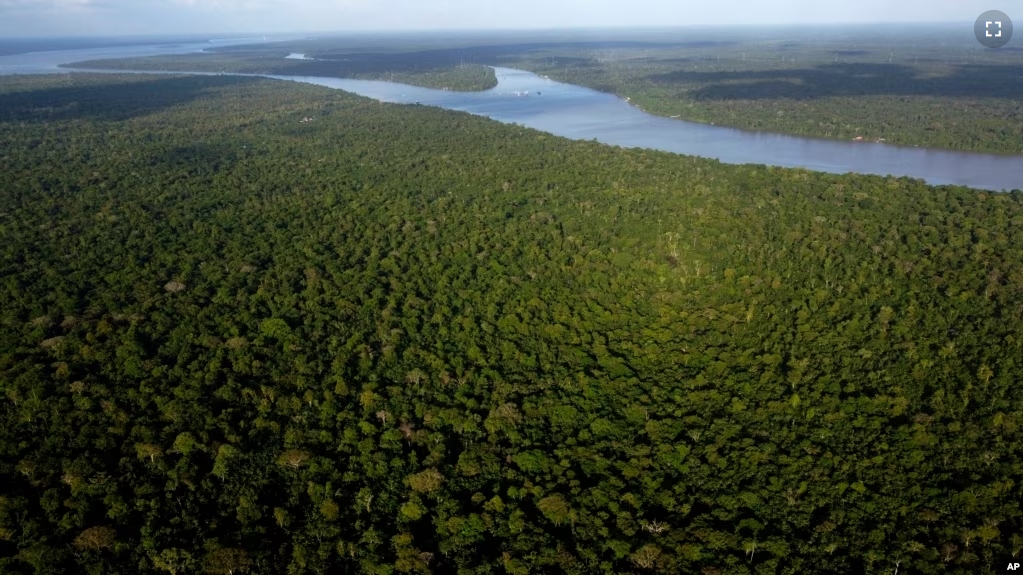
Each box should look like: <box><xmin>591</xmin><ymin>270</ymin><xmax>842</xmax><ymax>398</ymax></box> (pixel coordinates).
<box><xmin>0</xmin><ymin>72</ymin><xmax>1020</xmax><ymax>574</ymax></box>
<box><xmin>66</xmin><ymin>27</ymin><xmax>1024</xmax><ymax>153</ymax></box>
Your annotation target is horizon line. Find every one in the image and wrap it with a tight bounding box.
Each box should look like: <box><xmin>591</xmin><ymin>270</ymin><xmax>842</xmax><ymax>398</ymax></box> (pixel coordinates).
<box><xmin>0</xmin><ymin>21</ymin><xmax>1003</xmax><ymax>40</ymax></box>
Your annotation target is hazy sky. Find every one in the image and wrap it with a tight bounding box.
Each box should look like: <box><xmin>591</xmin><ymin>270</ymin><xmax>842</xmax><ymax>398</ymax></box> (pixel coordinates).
<box><xmin>1</xmin><ymin>0</ymin><xmax>1022</xmax><ymax>37</ymax></box>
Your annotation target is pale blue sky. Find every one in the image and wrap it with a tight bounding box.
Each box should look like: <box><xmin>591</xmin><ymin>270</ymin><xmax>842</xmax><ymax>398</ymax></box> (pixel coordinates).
<box><xmin>0</xmin><ymin>0</ymin><xmax>1021</xmax><ymax>37</ymax></box>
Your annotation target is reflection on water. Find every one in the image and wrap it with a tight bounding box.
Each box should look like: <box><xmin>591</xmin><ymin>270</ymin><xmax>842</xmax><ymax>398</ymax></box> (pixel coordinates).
<box><xmin>1</xmin><ymin>42</ymin><xmax>1020</xmax><ymax>191</ymax></box>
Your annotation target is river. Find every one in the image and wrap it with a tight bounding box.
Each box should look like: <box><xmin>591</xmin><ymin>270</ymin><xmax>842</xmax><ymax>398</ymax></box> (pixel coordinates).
<box><xmin>1</xmin><ymin>42</ymin><xmax>1021</xmax><ymax>191</ymax></box>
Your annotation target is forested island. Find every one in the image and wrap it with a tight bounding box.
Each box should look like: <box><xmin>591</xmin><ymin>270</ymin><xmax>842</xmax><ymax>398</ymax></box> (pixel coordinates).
<box><xmin>67</xmin><ymin>51</ymin><xmax>498</xmax><ymax>92</ymax></box>
<box><xmin>0</xmin><ymin>72</ymin><xmax>1020</xmax><ymax>574</ymax></box>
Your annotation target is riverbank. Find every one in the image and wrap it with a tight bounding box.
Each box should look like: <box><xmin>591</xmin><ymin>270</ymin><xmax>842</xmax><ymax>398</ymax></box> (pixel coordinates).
<box><xmin>260</xmin><ymin>67</ymin><xmax>1022</xmax><ymax>191</ymax></box>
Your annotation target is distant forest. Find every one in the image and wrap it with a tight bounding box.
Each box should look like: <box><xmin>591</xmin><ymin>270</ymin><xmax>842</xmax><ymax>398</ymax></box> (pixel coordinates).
<box><xmin>67</xmin><ymin>28</ymin><xmax>1024</xmax><ymax>152</ymax></box>
<box><xmin>0</xmin><ymin>72</ymin><xmax>1020</xmax><ymax>574</ymax></box>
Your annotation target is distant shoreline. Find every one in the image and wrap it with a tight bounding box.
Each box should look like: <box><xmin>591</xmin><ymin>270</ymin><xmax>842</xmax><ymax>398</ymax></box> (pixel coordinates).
<box><xmin>0</xmin><ymin>36</ymin><xmax>267</xmax><ymax>57</ymax></box>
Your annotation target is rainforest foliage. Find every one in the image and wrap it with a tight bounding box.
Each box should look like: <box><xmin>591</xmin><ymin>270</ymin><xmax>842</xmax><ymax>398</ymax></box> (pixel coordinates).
<box><xmin>0</xmin><ymin>73</ymin><xmax>1020</xmax><ymax>575</ymax></box>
